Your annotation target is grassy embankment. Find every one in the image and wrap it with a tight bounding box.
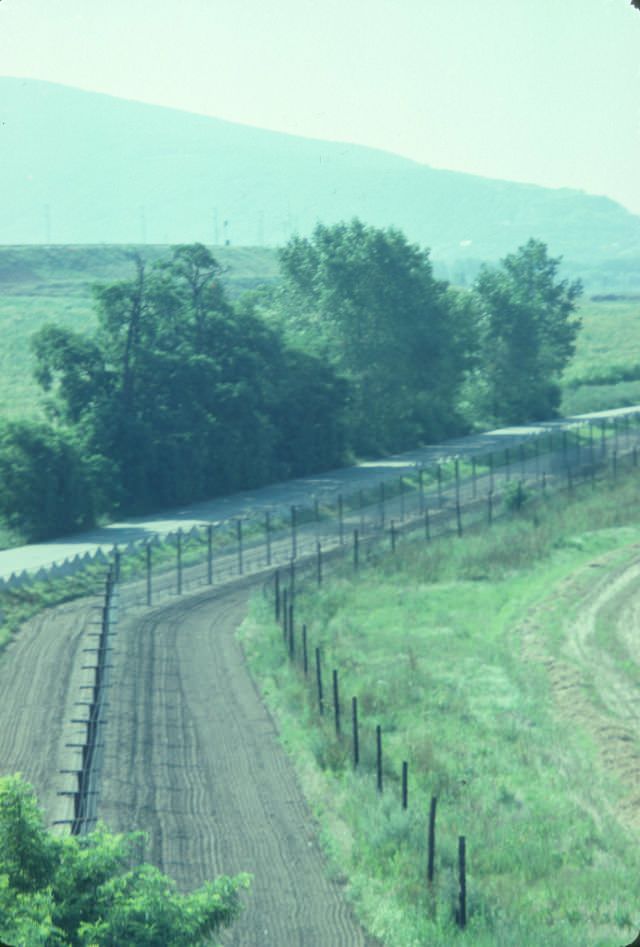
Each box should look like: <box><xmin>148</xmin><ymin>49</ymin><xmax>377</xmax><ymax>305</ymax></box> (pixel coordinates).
<box><xmin>241</xmin><ymin>465</ymin><xmax>640</xmax><ymax>946</ymax></box>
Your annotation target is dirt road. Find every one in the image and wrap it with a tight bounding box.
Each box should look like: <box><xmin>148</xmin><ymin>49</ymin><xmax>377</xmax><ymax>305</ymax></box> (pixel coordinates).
<box><xmin>520</xmin><ymin>542</ymin><xmax>640</xmax><ymax>825</ymax></box>
<box><xmin>0</xmin><ymin>596</ymin><xmax>102</xmax><ymax>828</ymax></box>
<box><xmin>98</xmin><ymin>583</ymin><xmax>374</xmax><ymax>946</ymax></box>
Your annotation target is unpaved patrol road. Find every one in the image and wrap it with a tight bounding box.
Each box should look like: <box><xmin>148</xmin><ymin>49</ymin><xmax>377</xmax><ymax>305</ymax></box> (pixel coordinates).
<box><xmin>98</xmin><ymin>583</ymin><xmax>375</xmax><ymax>946</ymax></box>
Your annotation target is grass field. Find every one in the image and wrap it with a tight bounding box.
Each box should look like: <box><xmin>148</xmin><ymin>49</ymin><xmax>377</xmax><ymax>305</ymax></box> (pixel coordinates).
<box><xmin>241</xmin><ymin>470</ymin><xmax>640</xmax><ymax>945</ymax></box>
<box><xmin>560</xmin><ymin>296</ymin><xmax>640</xmax><ymax>415</ymax></box>
<box><xmin>1</xmin><ymin>245</ymin><xmax>639</xmax><ymax>419</ymax></box>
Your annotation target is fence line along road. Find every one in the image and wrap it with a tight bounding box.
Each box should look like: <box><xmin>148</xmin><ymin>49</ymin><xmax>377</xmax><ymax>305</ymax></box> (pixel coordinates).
<box><xmin>1</xmin><ymin>405</ymin><xmax>638</xmax><ymax>589</ymax></box>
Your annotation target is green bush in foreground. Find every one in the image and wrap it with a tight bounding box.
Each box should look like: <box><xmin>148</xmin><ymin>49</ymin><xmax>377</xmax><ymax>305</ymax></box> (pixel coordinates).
<box><xmin>0</xmin><ymin>775</ymin><xmax>249</xmax><ymax>946</ymax></box>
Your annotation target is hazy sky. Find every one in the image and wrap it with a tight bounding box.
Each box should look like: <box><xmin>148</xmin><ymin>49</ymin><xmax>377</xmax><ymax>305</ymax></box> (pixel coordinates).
<box><xmin>1</xmin><ymin>0</ymin><xmax>639</xmax><ymax>213</ymax></box>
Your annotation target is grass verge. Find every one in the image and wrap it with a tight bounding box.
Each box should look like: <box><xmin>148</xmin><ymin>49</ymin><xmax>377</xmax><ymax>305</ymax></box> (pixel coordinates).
<box><xmin>240</xmin><ymin>468</ymin><xmax>640</xmax><ymax>946</ymax></box>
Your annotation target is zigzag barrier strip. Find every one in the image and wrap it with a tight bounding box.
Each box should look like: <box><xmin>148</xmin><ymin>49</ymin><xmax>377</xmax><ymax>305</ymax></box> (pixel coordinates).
<box><xmin>1</xmin><ymin>410</ymin><xmax>639</xmax><ymax>601</ymax></box>
<box><xmin>55</xmin><ymin>568</ymin><xmax>117</xmax><ymax>834</ymax></box>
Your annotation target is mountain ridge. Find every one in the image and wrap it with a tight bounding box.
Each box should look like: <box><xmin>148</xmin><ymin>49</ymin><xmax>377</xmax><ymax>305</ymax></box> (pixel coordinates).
<box><xmin>2</xmin><ymin>77</ymin><xmax>640</xmax><ymax>263</ymax></box>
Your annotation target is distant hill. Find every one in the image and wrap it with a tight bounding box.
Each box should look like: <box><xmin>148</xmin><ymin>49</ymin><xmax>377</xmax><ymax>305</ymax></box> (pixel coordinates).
<box><xmin>3</xmin><ymin>78</ymin><xmax>640</xmax><ymax>267</ymax></box>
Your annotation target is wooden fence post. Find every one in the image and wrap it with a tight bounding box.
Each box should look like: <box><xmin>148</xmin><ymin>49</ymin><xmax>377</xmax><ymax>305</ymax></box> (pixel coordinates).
<box><xmin>457</xmin><ymin>836</ymin><xmax>467</xmax><ymax>929</ymax></box>
<box><xmin>376</xmin><ymin>725</ymin><xmax>383</xmax><ymax>793</ymax></box>
<box><xmin>352</xmin><ymin>697</ymin><xmax>359</xmax><ymax>768</ymax></box>
<box><xmin>274</xmin><ymin>569</ymin><xmax>280</xmax><ymax>622</ymax></box>
<box><xmin>315</xmin><ymin>647</ymin><xmax>324</xmax><ymax>715</ymax></box>
<box><xmin>207</xmin><ymin>524</ymin><xmax>214</xmax><ymax>585</ymax></box>
<box><xmin>146</xmin><ymin>543</ymin><xmax>152</xmax><ymax>606</ymax></box>
<box><xmin>333</xmin><ymin>669</ymin><xmax>340</xmax><ymax>737</ymax></box>
<box><xmin>427</xmin><ymin>796</ymin><xmax>437</xmax><ymax>884</ymax></box>
<box><xmin>302</xmin><ymin>624</ymin><xmax>308</xmax><ymax>676</ymax></box>
<box><xmin>290</xmin><ymin>505</ymin><xmax>297</xmax><ymax>559</ymax></box>
<box><xmin>402</xmin><ymin>761</ymin><xmax>408</xmax><ymax>809</ymax></box>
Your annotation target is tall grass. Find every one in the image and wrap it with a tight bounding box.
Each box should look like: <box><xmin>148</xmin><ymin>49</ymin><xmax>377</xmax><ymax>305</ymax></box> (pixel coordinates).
<box><xmin>241</xmin><ymin>470</ymin><xmax>640</xmax><ymax>946</ymax></box>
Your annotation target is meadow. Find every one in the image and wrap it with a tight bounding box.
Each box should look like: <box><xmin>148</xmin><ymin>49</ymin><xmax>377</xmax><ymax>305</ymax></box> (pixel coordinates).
<box><xmin>241</xmin><ymin>468</ymin><xmax>640</xmax><ymax>946</ymax></box>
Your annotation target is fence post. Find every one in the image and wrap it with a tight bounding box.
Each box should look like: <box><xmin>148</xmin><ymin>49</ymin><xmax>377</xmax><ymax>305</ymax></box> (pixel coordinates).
<box><xmin>457</xmin><ymin>837</ymin><xmax>467</xmax><ymax>929</ymax></box>
<box><xmin>146</xmin><ymin>543</ymin><xmax>152</xmax><ymax>606</ymax></box>
<box><xmin>333</xmin><ymin>669</ymin><xmax>340</xmax><ymax>737</ymax></box>
<box><xmin>600</xmin><ymin>419</ymin><xmax>606</xmax><ymax>455</ymax></box>
<box><xmin>456</xmin><ymin>499</ymin><xmax>463</xmax><ymax>537</ymax></box>
<box><xmin>207</xmin><ymin>524</ymin><xmax>214</xmax><ymax>585</ymax></box>
<box><xmin>274</xmin><ymin>569</ymin><xmax>280</xmax><ymax>621</ymax></box>
<box><xmin>288</xmin><ymin>603</ymin><xmax>295</xmax><ymax>659</ymax></box>
<box><xmin>237</xmin><ymin>519</ymin><xmax>244</xmax><ymax>575</ymax></box>
<box><xmin>302</xmin><ymin>624</ymin><xmax>308</xmax><ymax>676</ymax></box>
<box><xmin>265</xmin><ymin>511</ymin><xmax>272</xmax><ymax>566</ymax></box>
<box><xmin>113</xmin><ymin>547</ymin><xmax>121</xmax><ymax>583</ymax></box>
<box><xmin>427</xmin><ymin>796</ymin><xmax>437</xmax><ymax>884</ymax></box>
<box><xmin>176</xmin><ymin>530</ymin><xmax>183</xmax><ymax>595</ymax></box>
<box><xmin>289</xmin><ymin>558</ymin><xmax>296</xmax><ymax>602</ymax></box>
<box><xmin>487</xmin><ymin>490</ymin><xmax>493</xmax><ymax>525</ymax></box>
<box><xmin>315</xmin><ymin>647</ymin><xmax>324</xmax><ymax>715</ymax></box>
<box><xmin>352</xmin><ymin>696</ymin><xmax>359</xmax><ymax>768</ymax></box>
<box><xmin>316</xmin><ymin>542</ymin><xmax>322</xmax><ymax>586</ymax></box>
<box><xmin>376</xmin><ymin>725</ymin><xmax>383</xmax><ymax>793</ymax></box>
<box><xmin>454</xmin><ymin>458</ymin><xmax>460</xmax><ymax>508</ymax></box>
<box><xmin>353</xmin><ymin>529</ymin><xmax>359</xmax><ymax>570</ymax></box>
<box><xmin>402</xmin><ymin>761</ymin><xmax>408</xmax><ymax>810</ymax></box>
<box><xmin>290</xmin><ymin>506</ymin><xmax>297</xmax><ymax>560</ymax></box>
<box><xmin>282</xmin><ymin>588</ymin><xmax>288</xmax><ymax>642</ymax></box>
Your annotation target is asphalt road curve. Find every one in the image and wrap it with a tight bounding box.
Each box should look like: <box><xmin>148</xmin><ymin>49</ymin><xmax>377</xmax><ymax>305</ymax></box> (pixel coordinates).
<box><xmin>98</xmin><ymin>583</ymin><xmax>376</xmax><ymax>947</ymax></box>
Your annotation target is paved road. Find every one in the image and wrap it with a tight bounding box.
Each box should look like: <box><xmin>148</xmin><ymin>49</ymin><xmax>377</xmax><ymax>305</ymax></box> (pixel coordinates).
<box><xmin>1</xmin><ymin>405</ymin><xmax>637</xmax><ymax>581</ymax></box>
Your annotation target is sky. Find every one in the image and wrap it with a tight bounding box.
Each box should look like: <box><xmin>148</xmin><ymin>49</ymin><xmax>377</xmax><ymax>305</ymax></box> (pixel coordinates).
<box><xmin>1</xmin><ymin>0</ymin><xmax>639</xmax><ymax>213</ymax></box>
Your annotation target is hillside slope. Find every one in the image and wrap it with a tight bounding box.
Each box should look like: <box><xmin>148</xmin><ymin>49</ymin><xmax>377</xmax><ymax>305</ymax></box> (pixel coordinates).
<box><xmin>3</xmin><ymin>78</ymin><xmax>640</xmax><ymax>263</ymax></box>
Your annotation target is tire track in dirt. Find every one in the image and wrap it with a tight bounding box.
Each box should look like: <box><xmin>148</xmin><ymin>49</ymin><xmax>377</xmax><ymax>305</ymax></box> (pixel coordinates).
<box><xmin>99</xmin><ymin>583</ymin><xmax>375</xmax><ymax>946</ymax></box>
<box><xmin>519</xmin><ymin>543</ymin><xmax>640</xmax><ymax>825</ymax></box>
<box><xmin>0</xmin><ymin>597</ymin><xmax>100</xmax><ymax>827</ymax></box>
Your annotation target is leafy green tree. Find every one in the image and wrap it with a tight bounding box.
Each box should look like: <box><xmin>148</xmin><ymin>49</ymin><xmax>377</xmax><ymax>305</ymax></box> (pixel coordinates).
<box><xmin>0</xmin><ymin>421</ymin><xmax>98</xmax><ymax>540</ymax></box>
<box><xmin>277</xmin><ymin>219</ymin><xmax>472</xmax><ymax>453</ymax></box>
<box><xmin>0</xmin><ymin>775</ymin><xmax>248</xmax><ymax>946</ymax></box>
<box><xmin>30</xmin><ymin>243</ymin><xmax>348</xmax><ymax>520</ymax></box>
<box><xmin>471</xmin><ymin>239</ymin><xmax>582</xmax><ymax>424</ymax></box>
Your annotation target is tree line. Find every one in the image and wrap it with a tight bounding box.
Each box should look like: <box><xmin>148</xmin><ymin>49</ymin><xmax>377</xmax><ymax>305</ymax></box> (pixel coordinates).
<box><xmin>0</xmin><ymin>222</ymin><xmax>582</xmax><ymax>540</ymax></box>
